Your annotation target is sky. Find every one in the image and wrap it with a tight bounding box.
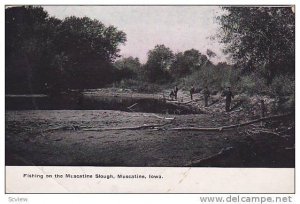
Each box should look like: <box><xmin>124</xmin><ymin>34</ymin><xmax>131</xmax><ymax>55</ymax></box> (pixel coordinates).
<box><xmin>43</xmin><ymin>6</ymin><xmax>227</xmax><ymax>64</ymax></box>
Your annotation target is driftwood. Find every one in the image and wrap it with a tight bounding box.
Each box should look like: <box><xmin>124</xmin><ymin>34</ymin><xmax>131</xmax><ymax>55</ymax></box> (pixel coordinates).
<box><xmin>182</xmin><ymin>98</ymin><xmax>202</xmax><ymax>105</ymax></box>
<box><xmin>81</xmin><ymin>122</ymin><xmax>170</xmax><ymax>131</ymax></box>
<box><xmin>43</xmin><ymin>125</ymin><xmax>83</xmax><ymax>132</ymax></box>
<box><xmin>165</xmin><ymin>100</ymin><xmax>182</xmax><ymax>104</ymax></box>
<box><xmin>43</xmin><ymin>126</ymin><xmax>69</xmax><ymax>133</ymax></box>
<box><xmin>41</xmin><ymin>113</ymin><xmax>292</xmax><ymax>133</ymax></box>
<box><xmin>166</xmin><ymin>100</ymin><xmax>192</xmax><ymax>105</ymax></box>
<box><xmin>208</xmin><ymin>99</ymin><xmax>220</xmax><ymax>107</ymax></box>
<box><xmin>187</xmin><ymin>147</ymin><xmax>234</xmax><ymax>167</ymax></box>
<box><xmin>143</xmin><ymin>113</ymin><xmax>175</xmax><ymax>120</ymax></box>
<box><xmin>127</xmin><ymin>103</ymin><xmax>138</xmax><ymax>110</ymax></box>
<box><xmin>255</xmin><ymin>129</ymin><xmax>280</xmax><ymax>136</ymax></box>
<box><xmin>170</xmin><ymin>113</ymin><xmax>292</xmax><ymax>132</ymax></box>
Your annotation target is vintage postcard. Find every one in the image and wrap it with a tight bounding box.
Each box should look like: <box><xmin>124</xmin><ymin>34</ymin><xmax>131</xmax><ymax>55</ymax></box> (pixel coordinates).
<box><xmin>5</xmin><ymin>5</ymin><xmax>295</xmax><ymax>193</ymax></box>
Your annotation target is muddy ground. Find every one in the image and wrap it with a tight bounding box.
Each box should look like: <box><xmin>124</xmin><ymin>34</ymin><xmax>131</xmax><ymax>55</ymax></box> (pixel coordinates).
<box><xmin>5</xmin><ymin>89</ymin><xmax>295</xmax><ymax>167</ymax></box>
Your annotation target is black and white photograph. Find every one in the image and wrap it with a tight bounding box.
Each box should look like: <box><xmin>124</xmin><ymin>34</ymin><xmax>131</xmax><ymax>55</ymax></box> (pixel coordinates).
<box><xmin>5</xmin><ymin>5</ymin><xmax>295</xmax><ymax>167</ymax></box>
<box><xmin>4</xmin><ymin>4</ymin><xmax>295</xmax><ymax>194</ymax></box>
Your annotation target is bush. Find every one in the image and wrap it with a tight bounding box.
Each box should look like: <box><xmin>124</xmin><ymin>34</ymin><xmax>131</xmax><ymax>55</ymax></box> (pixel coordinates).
<box><xmin>112</xmin><ymin>79</ymin><xmax>162</xmax><ymax>93</ymax></box>
<box><xmin>179</xmin><ymin>63</ymin><xmax>239</xmax><ymax>92</ymax></box>
<box><xmin>269</xmin><ymin>74</ymin><xmax>295</xmax><ymax>98</ymax></box>
<box><xmin>270</xmin><ymin>74</ymin><xmax>295</xmax><ymax>113</ymax></box>
<box><xmin>237</xmin><ymin>74</ymin><xmax>269</xmax><ymax>96</ymax></box>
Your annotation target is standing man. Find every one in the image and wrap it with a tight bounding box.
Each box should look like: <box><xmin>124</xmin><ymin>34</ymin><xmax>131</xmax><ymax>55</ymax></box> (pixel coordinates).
<box><xmin>174</xmin><ymin>85</ymin><xmax>179</xmax><ymax>100</ymax></box>
<box><xmin>260</xmin><ymin>99</ymin><xmax>266</xmax><ymax>126</ymax></box>
<box><xmin>169</xmin><ymin>90</ymin><xmax>175</xmax><ymax>100</ymax></box>
<box><xmin>203</xmin><ymin>86</ymin><xmax>210</xmax><ymax>107</ymax></box>
<box><xmin>190</xmin><ymin>85</ymin><xmax>195</xmax><ymax>100</ymax></box>
<box><xmin>222</xmin><ymin>86</ymin><xmax>234</xmax><ymax>112</ymax></box>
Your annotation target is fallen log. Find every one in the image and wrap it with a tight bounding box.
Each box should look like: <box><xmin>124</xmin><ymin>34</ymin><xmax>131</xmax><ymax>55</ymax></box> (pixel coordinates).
<box><xmin>43</xmin><ymin>125</ymin><xmax>69</xmax><ymax>133</ymax></box>
<box><xmin>170</xmin><ymin>113</ymin><xmax>292</xmax><ymax>132</ymax></box>
<box><xmin>143</xmin><ymin>113</ymin><xmax>175</xmax><ymax>120</ymax></box>
<box><xmin>42</xmin><ymin>125</ymin><xmax>84</xmax><ymax>133</ymax></box>
<box><xmin>187</xmin><ymin>147</ymin><xmax>234</xmax><ymax>167</ymax></box>
<box><xmin>208</xmin><ymin>99</ymin><xmax>220</xmax><ymax>107</ymax></box>
<box><xmin>41</xmin><ymin>113</ymin><xmax>292</xmax><ymax>133</ymax></box>
<box><xmin>182</xmin><ymin>98</ymin><xmax>202</xmax><ymax>104</ymax></box>
<box><xmin>81</xmin><ymin>122</ymin><xmax>170</xmax><ymax>131</ymax></box>
<box><xmin>255</xmin><ymin>130</ymin><xmax>280</xmax><ymax>136</ymax></box>
<box><xmin>166</xmin><ymin>100</ymin><xmax>193</xmax><ymax>105</ymax></box>
<box><xmin>127</xmin><ymin>103</ymin><xmax>138</xmax><ymax>110</ymax></box>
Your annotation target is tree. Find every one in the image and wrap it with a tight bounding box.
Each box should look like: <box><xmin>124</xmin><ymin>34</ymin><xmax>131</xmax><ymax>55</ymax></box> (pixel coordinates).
<box><xmin>206</xmin><ymin>49</ymin><xmax>217</xmax><ymax>59</ymax></box>
<box><xmin>170</xmin><ymin>52</ymin><xmax>189</xmax><ymax>78</ymax></box>
<box><xmin>53</xmin><ymin>16</ymin><xmax>127</xmax><ymax>88</ymax></box>
<box><xmin>170</xmin><ymin>49</ymin><xmax>208</xmax><ymax>78</ymax></box>
<box><xmin>55</xmin><ymin>16</ymin><xmax>126</xmax><ymax>63</ymax></box>
<box><xmin>6</xmin><ymin>6</ymin><xmax>127</xmax><ymax>93</ymax></box>
<box><xmin>217</xmin><ymin>7</ymin><xmax>295</xmax><ymax>83</ymax></box>
<box><xmin>144</xmin><ymin>45</ymin><xmax>174</xmax><ymax>82</ymax></box>
<box><xmin>114</xmin><ymin>57</ymin><xmax>141</xmax><ymax>72</ymax></box>
<box><xmin>6</xmin><ymin>6</ymin><xmax>54</xmax><ymax>93</ymax></box>
<box><xmin>114</xmin><ymin>57</ymin><xmax>141</xmax><ymax>79</ymax></box>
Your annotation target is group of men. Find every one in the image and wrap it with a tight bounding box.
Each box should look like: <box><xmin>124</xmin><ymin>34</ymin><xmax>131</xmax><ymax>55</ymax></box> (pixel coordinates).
<box><xmin>170</xmin><ymin>85</ymin><xmax>234</xmax><ymax>112</ymax></box>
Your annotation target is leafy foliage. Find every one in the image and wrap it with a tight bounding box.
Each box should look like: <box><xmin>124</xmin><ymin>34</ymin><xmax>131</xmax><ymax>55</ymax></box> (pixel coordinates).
<box><xmin>6</xmin><ymin>5</ymin><xmax>295</xmax><ymax>110</ymax></box>
<box><xmin>206</xmin><ymin>49</ymin><xmax>217</xmax><ymax>59</ymax></box>
<box><xmin>217</xmin><ymin>7</ymin><xmax>295</xmax><ymax>82</ymax></box>
<box><xmin>170</xmin><ymin>49</ymin><xmax>209</xmax><ymax>78</ymax></box>
<box><xmin>52</xmin><ymin>16</ymin><xmax>126</xmax><ymax>89</ymax></box>
<box><xmin>180</xmin><ymin>62</ymin><xmax>239</xmax><ymax>91</ymax></box>
<box><xmin>114</xmin><ymin>57</ymin><xmax>142</xmax><ymax>80</ymax></box>
<box><xmin>143</xmin><ymin>45</ymin><xmax>174</xmax><ymax>83</ymax></box>
<box><xmin>6</xmin><ymin>6</ymin><xmax>55</xmax><ymax>93</ymax></box>
<box><xmin>6</xmin><ymin>6</ymin><xmax>126</xmax><ymax>93</ymax></box>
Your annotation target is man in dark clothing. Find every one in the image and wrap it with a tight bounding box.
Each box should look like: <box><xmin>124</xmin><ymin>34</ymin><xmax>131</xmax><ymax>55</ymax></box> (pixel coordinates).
<box><xmin>203</xmin><ymin>86</ymin><xmax>210</xmax><ymax>107</ymax></box>
<box><xmin>190</xmin><ymin>85</ymin><xmax>195</xmax><ymax>100</ymax></box>
<box><xmin>260</xmin><ymin>99</ymin><xmax>266</xmax><ymax>126</ymax></box>
<box><xmin>222</xmin><ymin>87</ymin><xmax>234</xmax><ymax>112</ymax></box>
<box><xmin>169</xmin><ymin>90</ymin><xmax>175</xmax><ymax>100</ymax></box>
<box><xmin>174</xmin><ymin>85</ymin><xmax>179</xmax><ymax>100</ymax></box>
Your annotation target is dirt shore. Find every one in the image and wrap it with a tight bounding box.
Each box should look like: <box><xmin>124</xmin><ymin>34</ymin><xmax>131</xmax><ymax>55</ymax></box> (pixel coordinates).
<box><xmin>5</xmin><ymin>89</ymin><xmax>295</xmax><ymax>167</ymax></box>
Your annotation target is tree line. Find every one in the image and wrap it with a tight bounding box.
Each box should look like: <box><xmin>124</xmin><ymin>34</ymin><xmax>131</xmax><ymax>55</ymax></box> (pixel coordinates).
<box><xmin>6</xmin><ymin>6</ymin><xmax>126</xmax><ymax>94</ymax></box>
<box><xmin>6</xmin><ymin>6</ymin><xmax>295</xmax><ymax>104</ymax></box>
<box><xmin>114</xmin><ymin>45</ymin><xmax>218</xmax><ymax>83</ymax></box>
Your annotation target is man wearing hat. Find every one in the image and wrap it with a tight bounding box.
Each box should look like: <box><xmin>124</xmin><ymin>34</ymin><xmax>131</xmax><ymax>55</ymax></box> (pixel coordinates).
<box><xmin>190</xmin><ymin>85</ymin><xmax>195</xmax><ymax>100</ymax></box>
<box><xmin>174</xmin><ymin>85</ymin><xmax>179</xmax><ymax>100</ymax></box>
<box><xmin>222</xmin><ymin>86</ymin><xmax>234</xmax><ymax>112</ymax></box>
<box><xmin>203</xmin><ymin>86</ymin><xmax>210</xmax><ymax>107</ymax></box>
